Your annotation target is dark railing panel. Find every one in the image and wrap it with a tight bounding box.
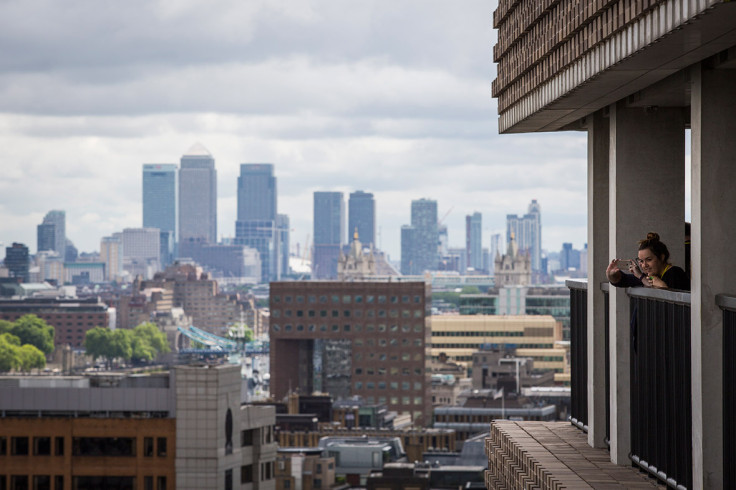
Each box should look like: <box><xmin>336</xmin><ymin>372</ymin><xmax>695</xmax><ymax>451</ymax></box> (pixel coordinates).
<box><xmin>629</xmin><ymin>291</ymin><xmax>692</xmax><ymax>489</ymax></box>
<box><xmin>718</xmin><ymin>295</ymin><xmax>736</xmax><ymax>490</ymax></box>
<box><xmin>603</xmin><ymin>287</ymin><xmax>610</xmax><ymax>448</ymax></box>
<box><xmin>568</xmin><ymin>281</ymin><xmax>588</xmax><ymax>431</ymax></box>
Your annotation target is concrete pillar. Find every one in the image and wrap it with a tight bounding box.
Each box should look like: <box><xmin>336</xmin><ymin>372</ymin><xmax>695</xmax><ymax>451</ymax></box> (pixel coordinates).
<box><xmin>586</xmin><ymin>110</ymin><xmax>609</xmax><ymax>449</ymax></box>
<box><xmin>690</xmin><ymin>63</ymin><xmax>736</xmax><ymax>489</ymax></box>
<box><xmin>608</xmin><ymin>101</ymin><xmax>685</xmax><ymax>464</ymax></box>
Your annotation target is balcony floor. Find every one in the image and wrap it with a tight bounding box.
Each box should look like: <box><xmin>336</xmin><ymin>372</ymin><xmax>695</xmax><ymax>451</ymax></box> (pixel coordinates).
<box><xmin>486</xmin><ymin>420</ymin><xmax>663</xmax><ymax>489</ymax></box>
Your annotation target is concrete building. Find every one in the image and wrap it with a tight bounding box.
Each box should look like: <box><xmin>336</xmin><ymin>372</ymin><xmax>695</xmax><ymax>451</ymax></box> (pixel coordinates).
<box><xmin>179</xmin><ymin>238</ymin><xmax>261</xmax><ymax>283</ymax></box>
<box><xmin>37</xmin><ymin>210</ymin><xmax>66</xmax><ymax>257</ymax></box>
<box><xmin>313</xmin><ymin>192</ymin><xmax>345</xmax><ymax>280</ymax></box>
<box><xmin>115</xmin><ymin>228</ymin><xmax>161</xmax><ymax>280</ymax></box>
<box><xmin>0</xmin><ymin>297</ymin><xmax>110</xmax><ymax>349</ymax></box>
<box><xmin>0</xmin><ymin>364</ymin><xmax>277</xmax><ymax>490</ymax></box>
<box><xmin>63</xmin><ymin>262</ymin><xmax>105</xmax><ymax>285</ymax></box>
<box><xmin>276</xmin><ymin>214</ymin><xmax>290</xmax><ymax>277</ymax></box>
<box><xmin>401</xmin><ymin>199</ymin><xmax>439</xmax><ymax>275</ymax></box>
<box><xmin>36</xmin><ymin>251</ymin><xmax>65</xmax><ymax>285</ymax></box>
<box><xmin>348</xmin><ymin>191</ymin><xmax>376</xmax><ymax>248</ymax></box>
<box><xmin>429</xmin><ymin>315</ymin><xmax>562</xmax><ymax>366</ymax></box>
<box><xmin>100</xmin><ymin>236</ymin><xmax>124</xmax><ymax>282</ymax></box>
<box><xmin>4</xmin><ymin>242</ymin><xmax>30</xmax><ymax>283</ymax></box>
<box><xmin>179</xmin><ymin>143</ymin><xmax>217</xmax><ymax>244</ymax></box>
<box><xmin>465</xmin><ymin>212</ymin><xmax>483</xmax><ymax>272</ymax></box>
<box><xmin>337</xmin><ymin>232</ymin><xmax>376</xmax><ymax>281</ymax></box>
<box><xmin>269</xmin><ymin>281</ymin><xmax>431</xmax><ymax>425</ymax></box>
<box><xmin>275</xmin><ymin>448</ymin><xmax>336</xmax><ymax>490</ymax></box>
<box><xmin>491</xmin><ymin>1</ymin><xmax>736</xmax><ymax>487</ymax></box>
<box><xmin>142</xmin><ymin>163</ymin><xmax>178</xmax><ymax>253</ymax></box>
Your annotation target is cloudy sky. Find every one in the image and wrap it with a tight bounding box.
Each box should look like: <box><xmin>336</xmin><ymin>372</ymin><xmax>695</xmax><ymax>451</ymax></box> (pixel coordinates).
<box><xmin>0</xmin><ymin>0</ymin><xmax>589</xmax><ymax>263</ymax></box>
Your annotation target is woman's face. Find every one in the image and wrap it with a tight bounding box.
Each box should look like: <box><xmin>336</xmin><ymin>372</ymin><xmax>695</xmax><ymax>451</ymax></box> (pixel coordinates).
<box><xmin>638</xmin><ymin>248</ymin><xmax>665</xmax><ymax>275</ymax></box>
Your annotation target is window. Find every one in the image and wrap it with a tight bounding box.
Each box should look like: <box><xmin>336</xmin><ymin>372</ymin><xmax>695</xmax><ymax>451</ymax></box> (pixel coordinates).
<box><xmin>144</xmin><ymin>476</ymin><xmax>153</xmax><ymax>490</ymax></box>
<box><xmin>157</xmin><ymin>437</ymin><xmax>167</xmax><ymax>457</ymax></box>
<box><xmin>54</xmin><ymin>476</ymin><xmax>63</xmax><ymax>490</ymax></box>
<box><xmin>10</xmin><ymin>476</ymin><xmax>28</xmax><ymax>490</ymax></box>
<box><xmin>72</xmin><ymin>437</ymin><xmax>135</xmax><ymax>457</ymax></box>
<box><xmin>143</xmin><ymin>437</ymin><xmax>154</xmax><ymax>457</ymax></box>
<box><xmin>32</xmin><ymin>476</ymin><xmax>50</xmax><ymax>490</ymax></box>
<box><xmin>11</xmin><ymin>437</ymin><xmax>29</xmax><ymax>456</ymax></box>
<box><xmin>241</xmin><ymin>465</ymin><xmax>253</xmax><ymax>484</ymax></box>
<box><xmin>225</xmin><ymin>470</ymin><xmax>232</xmax><ymax>490</ymax></box>
<box><xmin>241</xmin><ymin>430</ymin><xmax>253</xmax><ymax>447</ymax></box>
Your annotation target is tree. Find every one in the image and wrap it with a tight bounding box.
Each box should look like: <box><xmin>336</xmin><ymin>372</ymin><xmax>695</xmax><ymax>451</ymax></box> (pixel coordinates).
<box><xmin>84</xmin><ymin>327</ymin><xmax>131</xmax><ymax>368</ymax></box>
<box><xmin>0</xmin><ymin>319</ymin><xmax>13</xmax><ymax>335</ymax></box>
<box><xmin>11</xmin><ymin>314</ymin><xmax>55</xmax><ymax>355</ymax></box>
<box><xmin>18</xmin><ymin>344</ymin><xmax>46</xmax><ymax>371</ymax></box>
<box><xmin>133</xmin><ymin>323</ymin><xmax>170</xmax><ymax>355</ymax></box>
<box><xmin>0</xmin><ymin>333</ymin><xmax>21</xmax><ymax>372</ymax></box>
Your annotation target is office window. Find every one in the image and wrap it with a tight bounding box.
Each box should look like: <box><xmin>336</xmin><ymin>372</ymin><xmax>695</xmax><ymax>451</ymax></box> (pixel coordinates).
<box><xmin>53</xmin><ymin>476</ymin><xmax>62</xmax><ymax>490</ymax></box>
<box><xmin>225</xmin><ymin>470</ymin><xmax>232</xmax><ymax>490</ymax></box>
<box><xmin>144</xmin><ymin>477</ymin><xmax>153</xmax><ymax>490</ymax></box>
<box><xmin>0</xmin><ymin>436</ymin><xmax>6</xmax><ymax>455</ymax></box>
<box><xmin>241</xmin><ymin>465</ymin><xmax>253</xmax><ymax>484</ymax></box>
<box><xmin>32</xmin><ymin>476</ymin><xmax>50</xmax><ymax>490</ymax></box>
<box><xmin>33</xmin><ymin>437</ymin><xmax>51</xmax><ymax>456</ymax></box>
<box><xmin>157</xmin><ymin>438</ymin><xmax>167</xmax><ymax>457</ymax></box>
<box><xmin>241</xmin><ymin>430</ymin><xmax>253</xmax><ymax>447</ymax></box>
<box><xmin>10</xmin><ymin>476</ymin><xmax>28</xmax><ymax>490</ymax></box>
<box><xmin>143</xmin><ymin>438</ymin><xmax>154</xmax><ymax>457</ymax></box>
<box><xmin>72</xmin><ymin>438</ymin><xmax>135</xmax><ymax>457</ymax></box>
<box><xmin>11</xmin><ymin>437</ymin><xmax>29</xmax><ymax>456</ymax></box>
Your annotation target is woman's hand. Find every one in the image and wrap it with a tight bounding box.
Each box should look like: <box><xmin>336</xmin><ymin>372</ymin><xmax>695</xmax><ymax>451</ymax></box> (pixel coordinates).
<box><xmin>628</xmin><ymin>260</ymin><xmax>643</xmax><ymax>279</ymax></box>
<box><xmin>606</xmin><ymin>259</ymin><xmax>622</xmax><ymax>283</ymax></box>
<box><xmin>648</xmin><ymin>275</ymin><xmax>667</xmax><ymax>288</ymax></box>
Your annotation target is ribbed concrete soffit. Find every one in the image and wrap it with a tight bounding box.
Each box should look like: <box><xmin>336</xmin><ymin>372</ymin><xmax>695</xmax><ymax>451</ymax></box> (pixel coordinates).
<box><xmin>493</xmin><ymin>0</ymin><xmax>733</xmax><ymax>133</ymax></box>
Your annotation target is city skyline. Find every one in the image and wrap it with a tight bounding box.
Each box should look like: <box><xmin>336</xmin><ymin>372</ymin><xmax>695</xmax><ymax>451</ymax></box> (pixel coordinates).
<box><xmin>0</xmin><ymin>0</ymin><xmax>592</xmax><ymax>262</ymax></box>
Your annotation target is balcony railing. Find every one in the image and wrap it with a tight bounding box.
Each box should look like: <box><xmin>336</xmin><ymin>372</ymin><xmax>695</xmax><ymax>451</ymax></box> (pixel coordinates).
<box><xmin>718</xmin><ymin>294</ymin><xmax>736</xmax><ymax>489</ymax></box>
<box><xmin>567</xmin><ymin>280</ymin><xmax>587</xmax><ymax>432</ymax></box>
<box><xmin>628</xmin><ymin>287</ymin><xmax>692</xmax><ymax>489</ymax></box>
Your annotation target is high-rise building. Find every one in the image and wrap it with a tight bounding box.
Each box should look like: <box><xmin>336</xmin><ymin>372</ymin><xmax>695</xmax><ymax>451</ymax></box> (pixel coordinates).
<box><xmin>100</xmin><ymin>235</ymin><xmax>124</xmax><ymax>282</ymax></box>
<box><xmin>277</xmin><ymin>214</ymin><xmax>290</xmax><ymax>277</ymax></box>
<box><xmin>179</xmin><ymin>144</ymin><xmax>217</xmax><ymax>244</ymax></box>
<box><xmin>466</xmin><ymin>212</ymin><xmax>483</xmax><ymax>271</ymax></box>
<box><xmin>348</xmin><ymin>191</ymin><xmax>375</xmax><ymax>247</ymax></box>
<box><xmin>114</xmin><ymin>228</ymin><xmax>161</xmax><ymax>280</ymax></box>
<box><xmin>235</xmin><ymin>164</ymin><xmax>280</xmax><ymax>282</ymax></box>
<box><xmin>400</xmin><ymin>199</ymin><xmax>438</xmax><ymax>275</ymax></box>
<box><xmin>506</xmin><ymin>199</ymin><xmax>542</xmax><ymax>272</ymax></box>
<box><xmin>37</xmin><ymin>210</ymin><xmax>66</xmax><ymax>256</ymax></box>
<box><xmin>313</xmin><ymin>192</ymin><xmax>345</xmax><ymax>279</ymax></box>
<box><xmin>237</xmin><ymin>164</ymin><xmax>276</xmax><ymax>221</ymax></box>
<box><xmin>5</xmin><ymin>243</ymin><xmax>30</xmax><ymax>282</ymax></box>
<box><xmin>269</xmin><ymin>280</ymin><xmax>431</xmax><ymax>425</ymax></box>
<box><xmin>143</xmin><ymin>163</ymin><xmax>178</xmax><ymax>239</ymax></box>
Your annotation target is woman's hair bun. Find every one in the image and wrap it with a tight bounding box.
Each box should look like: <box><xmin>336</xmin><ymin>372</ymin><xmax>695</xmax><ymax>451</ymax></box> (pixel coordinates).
<box><xmin>646</xmin><ymin>232</ymin><xmax>660</xmax><ymax>241</ymax></box>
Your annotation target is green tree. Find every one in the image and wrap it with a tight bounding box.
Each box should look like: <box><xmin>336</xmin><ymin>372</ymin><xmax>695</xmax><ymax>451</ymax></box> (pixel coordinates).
<box><xmin>228</xmin><ymin>323</ymin><xmax>254</xmax><ymax>342</ymax></box>
<box><xmin>0</xmin><ymin>333</ymin><xmax>21</xmax><ymax>372</ymax></box>
<box><xmin>10</xmin><ymin>314</ymin><xmax>55</xmax><ymax>355</ymax></box>
<box><xmin>461</xmin><ymin>285</ymin><xmax>482</xmax><ymax>295</ymax></box>
<box><xmin>85</xmin><ymin>327</ymin><xmax>131</xmax><ymax>368</ymax></box>
<box><xmin>133</xmin><ymin>323</ymin><xmax>170</xmax><ymax>355</ymax></box>
<box><xmin>0</xmin><ymin>319</ymin><xmax>13</xmax><ymax>335</ymax></box>
<box><xmin>18</xmin><ymin>344</ymin><xmax>46</xmax><ymax>371</ymax></box>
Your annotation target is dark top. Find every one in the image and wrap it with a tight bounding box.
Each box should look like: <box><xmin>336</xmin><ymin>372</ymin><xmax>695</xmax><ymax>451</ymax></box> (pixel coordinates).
<box><xmin>611</xmin><ymin>265</ymin><xmax>690</xmax><ymax>291</ymax></box>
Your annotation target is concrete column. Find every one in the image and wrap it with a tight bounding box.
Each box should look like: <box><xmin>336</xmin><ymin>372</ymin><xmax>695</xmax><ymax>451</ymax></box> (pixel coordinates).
<box><xmin>690</xmin><ymin>63</ymin><xmax>736</xmax><ymax>489</ymax></box>
<box><xmin>586</xmin><ymin>110</ymin><xmax>609</xmax><ymax>449</ymax></box>
<box><xmin>608</xmin><ymin>101</ymin><xmax>685</xmax><ymax>464</ymax></box>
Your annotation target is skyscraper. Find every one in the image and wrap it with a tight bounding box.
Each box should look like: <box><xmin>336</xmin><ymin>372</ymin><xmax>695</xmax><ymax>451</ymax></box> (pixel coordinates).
<box><xmin>142</xmin><ymin>164</ymin><xmax>178</xmax><ymax>236</ymax></box>
<box><xmin>5</xmin><ymin>243</ymin><xmax>30</xmax><ymax>282</ymax></box>
<box><xmin>179</xmin><ymin>144</ymin><xmax>217</xmax><ymax>244</ymax></box>
<box><xmin>506</xmin><ymin>199</ymin><xmax>542</xmax><ymax>272</ymax></box>
<box><xmin>235</xmin><ymin>164</ymin><xmax>280</xmax><ymax>282</ymax></box>
<box><xmin>237</xmin><ymin>164</ymin><xmax>276</xmax><ymax>221</ymax></box>
<box><xmin>400</xmin><ymin>199</ymin><xmax>438</xmax><ymax>275</ymax></box>
<box><xmin>348</xmin><ymin>191</ymin><xmax>376</xmax><ymax>247</ymax></box>
<box><xmin>313</xmin><ymin>192</ymin><xmax>345</xmax><ymax>279</ymax></box>
<box><xmin>277</xmin><ymin>214</ymin><xmax>290</xmax><ymax>277</ymax></box>
<box><xmin>37</xmin><ymin>210</ymin><xmax>66</xmax><ymax>256</ymax></box>
<box><xmin>466</xmin><ymin>212</ymin><xmax>483</xmax><ymax>271</ymax></box>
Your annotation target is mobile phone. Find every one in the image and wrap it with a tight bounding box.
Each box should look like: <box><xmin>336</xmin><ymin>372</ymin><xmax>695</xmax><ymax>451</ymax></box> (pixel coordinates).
<box><xmin>614</xmin><ymin>259</ymin><xmax>633</xmax><ymax>270</ymax></box>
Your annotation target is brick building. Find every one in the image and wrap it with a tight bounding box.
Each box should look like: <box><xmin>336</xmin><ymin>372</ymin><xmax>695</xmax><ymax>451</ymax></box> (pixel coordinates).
<box><xmin>269</xmin><ymin>281</ymin><xmax>431</xmax><ymax>425</ymax></box>
<box><xmin>0</xmin><ymin>297</ymin><xmax>110</xmax><ymax>349</ymax></box>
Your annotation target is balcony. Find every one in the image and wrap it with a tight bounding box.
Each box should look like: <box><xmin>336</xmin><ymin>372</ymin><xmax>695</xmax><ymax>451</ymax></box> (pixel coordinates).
<box><xmin>487</xmin><ymin>279</ymin><xmax>735</xmax><ymax>489</ymax></box>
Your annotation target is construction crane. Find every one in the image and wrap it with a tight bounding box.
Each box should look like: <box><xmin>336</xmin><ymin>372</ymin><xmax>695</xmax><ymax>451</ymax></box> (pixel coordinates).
<box><xmin>438</xmin><ymin>206</ymin><xmax>454</xmax><ymax>225</ymax></box>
